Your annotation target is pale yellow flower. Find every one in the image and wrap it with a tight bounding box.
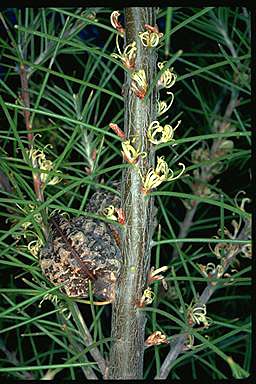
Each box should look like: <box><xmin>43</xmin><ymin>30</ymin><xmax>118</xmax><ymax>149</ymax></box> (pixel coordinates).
<box><xmin>140</xmin><ymin>287</ymin><xmax>155</xmax><ymax>305</ymax></box>
<box><xmin>27</xmin><ymin>146</ymin><xmax>62</xmax><ymax>187</ymax></box>
<box><xmin>28</xmin><ymin>237</ymin><xmax>43</xmax><ymax>257</ymax></box>
<box><xmin>157</xmin><ymin>92</ymin><xmax>174</xmax><ymax>116</ymax></box>
<box><xmin>139</xmin><ymin>24</ymin><xmax>163</xmax><ymax>48</ymax></box>
<box><xmin>147</xmin><ymin>120</ymin><xmax>181</xmax><ymax>145</ymax></box>
<box><xmin>103</xmin><ymin>205</ymin><xmax>118</xmax><ymax>221</ymax></box>
<box><xmin>157</xmin><ymin>62</ymin><xmax>177</xmax><ymax>88</ymax></box>
<box><xmin>141</xmin><ymin>156</ymin><xmax>185</xmax><ymax>194</ymax></box>
<box><xmin>111</xmin><ymin>35</ymin><xmax>137</xmax><ymax>69</ymax></box>
<box><xmin>131</xmin><ymin>69</ymin><xmax>147</xmax><ymax>99</ymax></box>
<box><xmin>121</xmin><ymin>137</ymin><xmax>147</xmax><ymax>163</ymax></box>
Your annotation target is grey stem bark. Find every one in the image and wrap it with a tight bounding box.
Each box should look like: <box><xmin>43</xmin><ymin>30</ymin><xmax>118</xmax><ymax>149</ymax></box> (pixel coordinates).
<box><xmin>108</xmin><ymin>7</ymin><xmax>157</xmax><ymax>379</ymax></box>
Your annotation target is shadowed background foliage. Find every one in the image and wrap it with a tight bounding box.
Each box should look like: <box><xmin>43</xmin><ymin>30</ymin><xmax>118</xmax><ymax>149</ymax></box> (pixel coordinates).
<box><xmin>0</xmin><ymin>7</ymin><xmax>251</xmax><ymax>380</ymax></box>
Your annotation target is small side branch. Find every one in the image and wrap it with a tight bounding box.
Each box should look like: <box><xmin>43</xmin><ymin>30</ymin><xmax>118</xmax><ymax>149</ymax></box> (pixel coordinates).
<box><xmin>156</xmin><ymin>219</ymin><xmax>250</xmax><ymax>379</ymax></box>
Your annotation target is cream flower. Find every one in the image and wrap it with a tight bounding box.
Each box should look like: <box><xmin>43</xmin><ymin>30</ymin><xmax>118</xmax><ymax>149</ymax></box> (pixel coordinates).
<box><xmin>27</xmin><ymin>146</ymin><xmax>62</xmax><ymax>187</ymax></box>
<box><xmin>157</xmin><ymin>62</ymin><xmax>177</xmax><ymax>88</ymax></box>
<box><xmin>121</xmin><ymin>138</ymin><xmax>147</xmax><ymax>163</ymax></box>
<box><xmin>131</xmin><ymin>69</ymin><xmax>147</xmax><ymax>99</ymax></box>
<box><xmin>147</xmin><ymin>120</ymin><xmax>181</xmax><ymax>145</ymax></box>
<box><xmin>110</xmin><ymin>10</ymin><xmax>125</xmax><ymax>36</ymax></box>
<box><xmin>111</xmin><ymin>35</ymin><xmax>137</xmax><ymax>69</ymax></box>
<box><xmin>141</xmin><ymin>156</ymin><xmax>185</xmax><ymax>194</ymax></box>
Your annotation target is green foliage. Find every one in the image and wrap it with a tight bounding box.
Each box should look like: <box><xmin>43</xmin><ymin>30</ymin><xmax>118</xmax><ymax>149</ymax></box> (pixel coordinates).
<box><xmin>0</xmin><ymin>7</ymin><xmax>251</xmax><ymax>380</ymax></box>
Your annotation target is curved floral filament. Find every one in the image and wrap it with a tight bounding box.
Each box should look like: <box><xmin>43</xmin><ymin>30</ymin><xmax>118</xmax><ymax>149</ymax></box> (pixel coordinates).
<box><xmin>157</xmin><ymin>92</ymin><xmax>174</xmax><ymax>116</ymax></box>
<box><xmin>166</xmin><ymin>162</ymin><xmax>186</xmax><ymax>181</ymax></box>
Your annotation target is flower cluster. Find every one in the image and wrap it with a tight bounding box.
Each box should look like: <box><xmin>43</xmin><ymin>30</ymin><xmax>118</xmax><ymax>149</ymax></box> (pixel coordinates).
<box><xmin>157</xmin><ymin>62</ymin><xmax>177</xmax><ymax>89</ymax></box>
<box><xmin>121</xmin><ymin>137</ymin><xmax>147</xmax><ymax>164</ymax></box>
<box><xmin>109</xmin><ymin>13</ymin><xmax>185</xmax><ymax>194</ymax></box>
<box><xmin>138</xmin><ymin>287</ymin><xmax>155</xmax><ymax>307</ymax></box>
<box><xmin>145</xmin><ymin>331</ymin><xmax>169</xmax><ymax>347</ymax></box>
<box><xmin>186</xmin><ymin>303</ymin><xmax>210</xmax><ymax>328</ymax></box>
<box><xmin>139</xmin><ymin>24</ymin><xmax>163</xmax><ymax>48</ymax></box>
<box><xmin>131</xmin><ymin>69</ymin><xmax>148</xmax><ymax>99</ymax></box>
<box><xmin>147</xmin><ymin>119</ymin><xmax>181</xmax><ymax>145</ymax></box>
<box><xmin>111</xmin><ymin>35</ymin><xmax>137</xmax><ymax>70</ymax></box>
<box><xmin>27</xmin><ymin>146</ymin><xmax>62</xmax><ymax>188</ymax></box>
<box><xmin>28</xmin><ymin>237</ymin><xmax>43</xmax><ymax>257</ymax></box>
<box><xmin>141</xmin><ymin>156</ymin><xmax>185</xmax><ymax>194</ymax></box>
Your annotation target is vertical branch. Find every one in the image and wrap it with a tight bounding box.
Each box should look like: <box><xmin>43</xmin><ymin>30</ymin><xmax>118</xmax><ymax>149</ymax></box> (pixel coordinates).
<box><xmin>19</xmin><ymin>64</ymin><xmax>48</xmax><ymax>237</ymax></box>
<box><xmin>19</xmin><ymin>64</ymin><xmax>44</xmax><ymax>202</ymax></box>
<box><xmin>109</xmin><ymin>7</ymin><xmax>157</xmax><ymax>379</ymax></box>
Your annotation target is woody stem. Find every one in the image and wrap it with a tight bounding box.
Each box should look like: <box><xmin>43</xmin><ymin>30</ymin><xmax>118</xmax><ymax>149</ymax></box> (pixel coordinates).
<box><xmin>108</xmin><ymin>7</ymin><xmax>157</xmax><ymax>379</ymax></box>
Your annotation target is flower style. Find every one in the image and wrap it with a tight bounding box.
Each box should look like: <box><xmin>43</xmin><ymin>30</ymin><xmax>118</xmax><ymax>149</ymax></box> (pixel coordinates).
<box><xmin>157</xmin><ymin>62</ymin><xmax>177</xmax><ymax>89</ymax></box>
<box><xmin>111</xmin><ymin>35</ymin><xmax>137</xmax><ymax>69</ymax></box>
<box><xmin>131</xmin><ymin>69</ymin><xmax>148</xmax><ymax>99</ymax></box>
<box><xmin>157</xmin><ymin>92</ymin><xmax>174</xmax><ymax>116</ymax></box>
<box><xmin>147</xmin><ymin>119</ymin><xmax>181</xmax><ymax>145</ymax></box>
<box><xmin>139</xmin><ymin>24</ymin><xmax>163</xmax><ymax>48</ymax></box>
<box><xmin>141</xmin><ymin>156</ymin><xmax>185</xmax><ymax>194</ymax></box>
<box><xmin>110</xmin><ymin>10</ymin><xmax>125</xmax><ymax>36</ymax></box>
<box><xmin>121</xmin><ymin>137</ymin><xmax>147</xmax><ymax>164</ymax></box>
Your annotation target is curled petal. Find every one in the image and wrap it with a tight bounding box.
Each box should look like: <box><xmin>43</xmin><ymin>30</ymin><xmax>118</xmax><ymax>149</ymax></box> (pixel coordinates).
<box><xmin>166</xmin><ymin>162</ymin><xmax>186</xmax><ymax>181</ymax></box>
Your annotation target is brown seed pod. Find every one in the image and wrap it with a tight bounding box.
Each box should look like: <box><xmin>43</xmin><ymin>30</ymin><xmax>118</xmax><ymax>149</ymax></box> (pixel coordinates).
<box><xmin>39</xmin><ymin>213</ymin><xmax>122</xmax><ymax>302</ymax></box>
